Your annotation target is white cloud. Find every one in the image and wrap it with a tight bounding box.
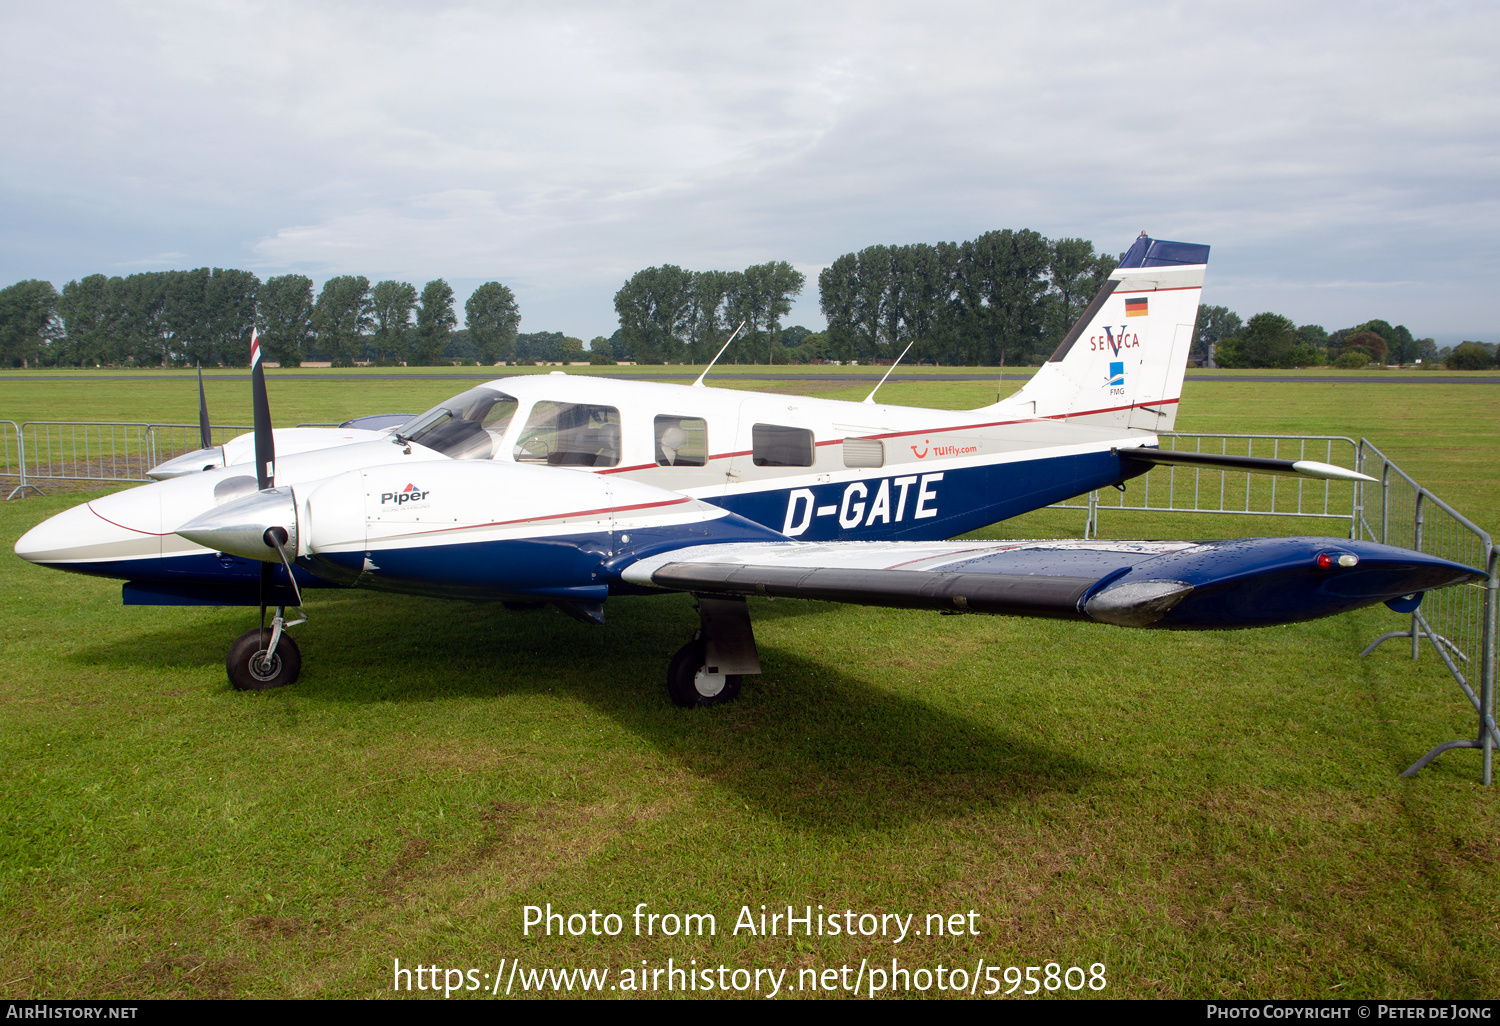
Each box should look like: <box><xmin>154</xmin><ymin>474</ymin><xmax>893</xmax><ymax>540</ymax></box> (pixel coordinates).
<box><xmin>2</xmin><ymin>0</ymin><xmax>1497</xmax><ymax>339</ymax></box>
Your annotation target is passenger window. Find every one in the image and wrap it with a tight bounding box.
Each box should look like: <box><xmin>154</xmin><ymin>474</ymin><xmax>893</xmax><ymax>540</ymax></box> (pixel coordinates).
<box><xmin>654</xmin><ymin>416</ymin><xmax>708</xmax><ymax>467</ymax></box>
<box><xmin>752</xmin><ymin>423</ymin><xmax>814</xmax><ymax>467</ymax></box>
<box><xmin>514</xmin><ymin>402</ymin><xmax>621</xmax><ymax>467</ymax></box>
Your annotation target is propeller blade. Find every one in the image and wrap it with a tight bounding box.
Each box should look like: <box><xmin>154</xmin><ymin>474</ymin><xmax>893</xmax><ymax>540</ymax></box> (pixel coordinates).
<box><xmin>250</xmin><ymin>328</ymin><xmax>275</xmax><ymax>491</ymax></box>
<box><xmin>196</xmin><ymin>364</ymin><xmax>212</xmax><ymax>450</ymax></box>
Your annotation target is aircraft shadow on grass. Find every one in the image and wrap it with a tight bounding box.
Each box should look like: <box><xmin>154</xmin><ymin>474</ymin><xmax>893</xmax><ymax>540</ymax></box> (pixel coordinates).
<box><xmin>71</xmin><ymin>591</ymin><xmax>1100</xmax><ymax>832</ymax></box>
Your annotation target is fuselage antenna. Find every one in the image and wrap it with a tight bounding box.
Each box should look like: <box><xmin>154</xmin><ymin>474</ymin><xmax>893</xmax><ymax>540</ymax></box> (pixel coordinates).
<box><xmin>692</xmin><ymin>321</ymin><xmax>747</xmax><ymax>387</ymax></box>
<box><xmin>863</xmin><ymin>337</ymin><xmax>918</xmax><ymax>404</ymax></box>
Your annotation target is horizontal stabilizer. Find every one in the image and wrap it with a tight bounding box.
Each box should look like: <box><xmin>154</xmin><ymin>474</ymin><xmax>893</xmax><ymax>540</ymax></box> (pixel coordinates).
<box><xmin>1115</xmin><ymin>446</ymin><xmax>1377</xmax><ymax>483</ymax></box>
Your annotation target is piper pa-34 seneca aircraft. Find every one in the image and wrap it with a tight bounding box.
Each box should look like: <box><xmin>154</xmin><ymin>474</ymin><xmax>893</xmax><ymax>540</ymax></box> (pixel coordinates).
<box><xmin>14</xmin><ymin>234</ymin><xmax>1486</xmax><ymax>706</ymax></box>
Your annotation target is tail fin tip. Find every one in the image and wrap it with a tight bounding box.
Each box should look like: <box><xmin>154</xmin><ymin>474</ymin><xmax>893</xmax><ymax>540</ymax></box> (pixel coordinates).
<box><xmin>1117</xmin><ymin>234</ymin><xmax>1211</xmax><ymax>270</ymax></box>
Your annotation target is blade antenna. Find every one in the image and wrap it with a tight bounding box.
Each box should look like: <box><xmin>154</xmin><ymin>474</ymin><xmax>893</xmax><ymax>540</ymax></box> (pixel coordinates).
<box><xmin>196</xmin><ymin>364</ymin><xmax>212</xmax><ymax>450</ymax></box>
<box><xmin>692</xmin><ymin>321</ymin><xmax>747</xmax><ymax>387</ymax></box>
<box><xmin>863</xmin><ymin>337</ymin><xmax>918</xmax><ymax>404</ymax></box>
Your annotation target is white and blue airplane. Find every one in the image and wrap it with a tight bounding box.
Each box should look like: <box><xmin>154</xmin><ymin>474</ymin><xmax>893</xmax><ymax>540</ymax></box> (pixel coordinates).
<box><xmin>14</xmin><ymin>235</ymin><xmax>1484</xmax><ymax>705</ymax></box>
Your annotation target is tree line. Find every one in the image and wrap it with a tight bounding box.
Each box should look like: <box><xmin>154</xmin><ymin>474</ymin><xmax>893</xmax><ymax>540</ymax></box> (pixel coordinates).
<box><xmin>7</xmin><ymin>232</ymin><xmax>1490</xmax><ymax>370</ymax></box>
<box><xmin>0</xmin><ymin>271</ymin><xmax>519</xmax><ymax>367</ymax></box>
<box><xmin>604</xmin><ymin>232</ymin><xmax>1116</xmax><ymax>367</ymax></box>
<box><xmin>1191</xmin><ymin>307</ymin><xmax>1494</xmax><ymax>370</ymax></box>
<box><xmin>610</xmin><ymin>261</ymin><xmax>807</xmax><ymax>365</ymax></box>
<box><xmin>817</xmin><ymin>231</ymin><xmax>1116</xmax><ymax>365</ymax></box>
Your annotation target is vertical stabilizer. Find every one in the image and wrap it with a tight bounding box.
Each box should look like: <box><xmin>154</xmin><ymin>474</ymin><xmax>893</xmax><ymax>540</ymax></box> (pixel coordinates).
<box><xmin>982</xmin><ymin>234</ymin><xmax>1208</xmax><ymax>431</ymax></box>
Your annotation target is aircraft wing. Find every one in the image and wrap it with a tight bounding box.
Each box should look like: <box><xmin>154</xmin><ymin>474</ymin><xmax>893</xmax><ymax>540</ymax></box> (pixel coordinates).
<box><xmin>620</xmin><ymin>537</ymin><xmax>1484</xmax><ymax>630</ymax></box>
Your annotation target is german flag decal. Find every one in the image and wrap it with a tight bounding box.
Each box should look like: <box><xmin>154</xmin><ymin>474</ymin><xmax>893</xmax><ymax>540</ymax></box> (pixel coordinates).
<box><xmin>1125</xmin><ymin>296</ymin><xmax>1148</xmax><ymax>317</ymax></box>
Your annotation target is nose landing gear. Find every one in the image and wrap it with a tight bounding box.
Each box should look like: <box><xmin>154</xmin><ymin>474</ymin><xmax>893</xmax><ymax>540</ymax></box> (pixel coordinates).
<box><xmin>227</xmin><ymin>605</ymin><xmax>305</xmax><ymax>690</ymax></box>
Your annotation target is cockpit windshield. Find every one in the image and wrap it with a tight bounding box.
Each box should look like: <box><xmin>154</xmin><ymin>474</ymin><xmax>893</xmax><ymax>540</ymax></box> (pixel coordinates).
<box><xmin>396</xmin><ymin>387</ymin><xmax>519</xmax><ymax>460</ymax></box>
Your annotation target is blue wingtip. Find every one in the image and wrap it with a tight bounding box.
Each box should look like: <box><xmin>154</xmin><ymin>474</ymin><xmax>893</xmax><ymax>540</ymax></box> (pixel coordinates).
<box><xmin>1141</xmin><ymin>538</ymin><xmax>1483</xmax><ymax>630</ymax></box>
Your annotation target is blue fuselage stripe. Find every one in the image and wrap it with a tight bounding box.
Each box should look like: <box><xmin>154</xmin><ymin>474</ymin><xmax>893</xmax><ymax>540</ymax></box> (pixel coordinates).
<box><xmin>707</xmin><ymin>450</ymin><xmax>1129</xmax><ymax>542</ymax></box>
<box><xmin>44</xmin><ymin>450</ymin><xmax>1136</xmax><ymax>603</ymax></box>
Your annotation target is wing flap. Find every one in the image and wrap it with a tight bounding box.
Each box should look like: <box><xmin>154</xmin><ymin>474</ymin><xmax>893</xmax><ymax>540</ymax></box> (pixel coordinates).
<box><xmin>651</xmin><ymin>561</ymin><xmax>1100</xmax><ymax>618</ymax></box>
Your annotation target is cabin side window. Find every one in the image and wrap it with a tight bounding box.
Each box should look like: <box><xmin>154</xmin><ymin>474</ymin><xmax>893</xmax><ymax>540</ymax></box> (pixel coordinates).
<box><xmin>751</xmin><ymin>423</ymin><xmax>814</xmax><ymax>467</ymax></box>
<box><xmin>654</xmin><ymin>415</ymin><xmax>708</xmax><ymax>467</ymax></box>
<box><xmin>513</xmin><ymin>401</ymin><xmax>622</xmax><ymax>467</ymax></box>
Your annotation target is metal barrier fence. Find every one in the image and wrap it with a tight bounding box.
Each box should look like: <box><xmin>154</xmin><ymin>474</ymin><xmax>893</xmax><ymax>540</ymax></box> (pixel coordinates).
<box><xmin>1048</xmin><ymin>432</ymin><xmax>1495</xmax><ymax>784</ymax></box>
<box><xmin>2</xmin><ymin>422</ymin><xmax>251</xmax><ymax>497</ymax></box>
<box><xmin>0</xmin><ymin>420</ymin><xmax>25</xmax><ymax>499</ymax></box>
<box><xmin>1354</xmin><ymin>440</ymin><xmax>1496</xmax><ymax>784</ymax></box>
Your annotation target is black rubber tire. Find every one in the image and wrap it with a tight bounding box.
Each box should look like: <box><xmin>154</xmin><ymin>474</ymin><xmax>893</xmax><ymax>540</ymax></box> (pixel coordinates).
<box><xmin>666</xmin><ymin>639</ymin><xmax>742</xmax><ymax>708</ymax></box>
<box><xmin>226</xmin><ymin>628</ymin><xmax>302</xmax><ymax>691</ymax></box>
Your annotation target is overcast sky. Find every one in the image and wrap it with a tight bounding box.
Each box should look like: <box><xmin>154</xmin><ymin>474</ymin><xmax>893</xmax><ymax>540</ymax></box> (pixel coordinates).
<box><xmin>2</xmin><ymin>1</ymin><xmax>1496</xmax><ymax>343</ymax></box>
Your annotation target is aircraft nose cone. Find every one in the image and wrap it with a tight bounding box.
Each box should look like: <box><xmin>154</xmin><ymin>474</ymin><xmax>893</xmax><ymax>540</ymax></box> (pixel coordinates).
<box><xmin>176</xmin><ymin>487</ymin><xmax>297</xmax><ymax>563</ymax></box>
<box><xmin>15</xmin><ymin>493</ymin><xmax>164</xmax><ymax>567</ymax></box>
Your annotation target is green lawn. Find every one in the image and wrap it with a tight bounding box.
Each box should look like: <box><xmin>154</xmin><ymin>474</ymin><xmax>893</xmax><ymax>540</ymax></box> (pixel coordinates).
<box><xmin>0</xmin><ymin>371</ymin><xmax>1495</xmax><ymax>1000</ymax></box>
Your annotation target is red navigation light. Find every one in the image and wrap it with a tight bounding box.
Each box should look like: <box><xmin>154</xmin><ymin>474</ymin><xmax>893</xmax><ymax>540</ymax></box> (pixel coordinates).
<box><xmin>1315</xmin><ymin>552</ymin><xmax>1359</xmax><ymax>569</ymax></box>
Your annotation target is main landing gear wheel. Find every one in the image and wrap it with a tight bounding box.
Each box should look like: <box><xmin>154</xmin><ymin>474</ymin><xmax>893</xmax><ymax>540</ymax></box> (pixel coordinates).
<box><xmin>667</xmin><ymin>639</ymin><xmax>742</xmax><ymax>708</ymax></box>
<box><xmin>226</xmin><ymin>628</ymin><xmax>302</xmax><ymax>691</ymax></box>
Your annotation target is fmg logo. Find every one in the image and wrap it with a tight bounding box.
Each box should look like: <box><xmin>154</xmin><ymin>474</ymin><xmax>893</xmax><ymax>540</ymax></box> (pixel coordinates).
<box><xmin>381</xmin><ymin>483</ymin><xmax>429</xmax><ymax>505</ymax></box>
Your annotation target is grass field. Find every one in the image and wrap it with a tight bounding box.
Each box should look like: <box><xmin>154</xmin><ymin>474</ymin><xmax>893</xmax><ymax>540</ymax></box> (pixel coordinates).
<box><xmin>0</xmin><ymin>369</ymin><xmax>1496</xmax><ymax>1000</ymax></box>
